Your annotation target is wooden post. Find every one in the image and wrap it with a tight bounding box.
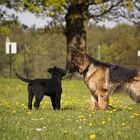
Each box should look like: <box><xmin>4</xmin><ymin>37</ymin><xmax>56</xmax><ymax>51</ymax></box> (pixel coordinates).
<box><xmin>98</xmin><ymin>44</ymin><xmax>101</xmax><ymax>60</ymax></box>
<box><xmin>9</xmin><ymin>44</ymin><xmax>12</xmax><ymax>79</ymax></box>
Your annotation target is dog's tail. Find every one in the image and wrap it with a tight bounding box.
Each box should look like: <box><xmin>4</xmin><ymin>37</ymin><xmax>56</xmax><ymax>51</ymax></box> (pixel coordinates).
<box><xmin>16</xmin><ymin>73</ymin><xmax>32</xmax><ymax>83</ymax></box>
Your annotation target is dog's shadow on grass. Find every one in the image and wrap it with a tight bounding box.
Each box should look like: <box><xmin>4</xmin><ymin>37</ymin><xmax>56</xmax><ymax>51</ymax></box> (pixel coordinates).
<box><xmin>40</xmin><ymin>105</ymin><xmax>80</xmax><ymax>111</ymax></box>
<box><xmin>108</xmin><ymin>105</ymin><xmax>123</xmax><ymax>111</ymax></box>
<box><xmin>61</xmin><ymin>105</ymin><xmax>81</xmax><ymax>111</ymax></box>
<box><xmin>108</xmin><ymin>108</ymin><xmax>123</xmax><ymax>112</ymax></box>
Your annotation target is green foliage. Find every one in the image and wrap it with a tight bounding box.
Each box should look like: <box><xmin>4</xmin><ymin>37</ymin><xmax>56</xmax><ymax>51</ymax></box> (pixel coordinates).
<box><xmin>42</xmin><ymin>0</ymin><xmax>66</xmax><ymax>6</ymax></box>
<box><xmin>0</xmin><ymin>23</ymin><xmax>140</xmax><ymax>78</ymax></box>
<box><xmin>0</xmin><ymin>79</ymin><xmax>140</xmax><ymax>140</ymax></box>
<box><xmin>23</xmin><ymin>0</ymin><xmax>41</xmax><ymax>13</ymax></box>
<box><xmin>124</xmin><ymin>0</ymin><xmax>134</xmax><ymax>11</ymax></box>
<box><xmin>0</xmin><ymin>0</ymin><xmax>139</xmax><ymax>23</ymax></box>
<box><xmin>0</xmin><ymin>26</ymin><xmax>11</xmax><ymax>35</ymax></box>
<box><xmin>87</xmin><ymin>24</ymin><xmax>140</xmax><ymax>67</ymax></box>
<box><xmin>22</xmin><ymin>0</ymin><xmax>66</xmax><ymax>15</ymax></box>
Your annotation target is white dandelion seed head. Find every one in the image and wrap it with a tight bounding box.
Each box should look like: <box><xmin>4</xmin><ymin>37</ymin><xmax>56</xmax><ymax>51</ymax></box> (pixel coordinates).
<box><xmin>36</xmin><ymin>128</ymin><xmax>42</xmax><ymax>131</ymax></box>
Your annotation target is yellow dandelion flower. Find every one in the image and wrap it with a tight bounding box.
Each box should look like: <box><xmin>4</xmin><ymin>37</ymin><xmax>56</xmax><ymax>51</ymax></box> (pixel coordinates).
<box><xmin>113</xmin><ymin>109</ymin><xmax>116</xmax><ymax>112</ymax></box>
<box><xmin>109</xmin><ymin>97</ymin><xmax>113</xmax><ymax>104</ymax></box>
<box><xmin>89</xmin><ymin>133</ymin><xmax>96</xmax><ymax>139</ymax></box>
<box><xmin>117</xmin><ymin>131</ymin><xmax>122</xmax><ymax>136</ymax></box>
<box><xmin>134</xmin><ymin>113</ymin><xmax>139</xmax><ymax>116</ymax></box>
<box><xmin>27</xmin><ymin>111</ymin><xmax>31</xmax><ymax>115</ymax></box>
<box><xmin>123</xmin><ymin>106</ymin><xmax>128</xmax><ymax>109</ymax></box>
<box><xmin>130</xmin><ymin>115</ymin><xmax>135</xmax><ymax>118</ymax></box>
<box><xmin>89</xmin><ymin>122</ymin><xmax>93</xmax><ymax>126</ymax></box>
<box><xmin>101</xmin><ymin>121</ymin><xmax>106</xmax><ymax>125</ymax></box>
<box><xmin>78</xmin><ymin>115</ymin><xmax>85</xmax><ymax>118</ymax></box>
<box><xmin>128</xmin><ymin>107</ymin><xmax>133</xmax><ymax>110</ymax></box>
<box><xmin>12</xmin><ymin>109</ymin><xmax>16</xmax><ymax>113</ymax></box>
<box><xmin>121</xmin><ymin>123</ymin><xmax>126</xmax><ymax>126</ymax></box>
<box><xmin>83</xmin><ymin>118</ymin><xmax>87</xmax><ymax>122</ymax></box>
<box><xmin>119</xmin><ymin>104</ymin><xmax>123</xmax><ymax>108</ymax></box>
<box><xmin>2</xmin><ymin>100</ymin><xmax>9</xmax><ymax>108</ymax></box>
<box><xmin>109</xmin><ymin>110</ymin><xmax>113</xmax><ymax>114</ymax></box>
<box><xmin>22</xmin><ymin>103</ymin><xmax>25</xmax><ymax>107</ymax></box>
<box><xmin>15</xmin><ymin>101</ymin><xmax>19</xmax><ymax>106</ymax></box>
<box><xmin>108</xmin><ymin>118</ymin><xmax>111</xmax><ymax>121</ymax></box>
<box><xmin>63</xmin><ymin>129</ymin><xmax>68</xmax><ymax>134</ymax></box>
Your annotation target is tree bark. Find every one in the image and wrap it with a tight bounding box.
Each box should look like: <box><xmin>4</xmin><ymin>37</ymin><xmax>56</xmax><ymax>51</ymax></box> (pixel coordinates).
<box><xmin>65</xmin><ymin>2</ymin><xmax>88</xmax><ymax>71</ymax></box>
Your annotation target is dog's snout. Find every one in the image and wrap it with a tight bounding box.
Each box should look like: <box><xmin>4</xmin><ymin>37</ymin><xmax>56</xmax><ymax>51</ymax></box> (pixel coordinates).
<box><xmin>47</xmin><ymin>68</ymin><xmax>53</xmax><ymax>74</ymax></box>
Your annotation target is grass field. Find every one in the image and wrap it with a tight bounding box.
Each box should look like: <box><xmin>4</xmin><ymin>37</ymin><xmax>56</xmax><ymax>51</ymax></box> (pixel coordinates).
<box><xmin>0</xmin><ymin>79</ymin><xmax>140</xmax><ymax>140</ymax></box>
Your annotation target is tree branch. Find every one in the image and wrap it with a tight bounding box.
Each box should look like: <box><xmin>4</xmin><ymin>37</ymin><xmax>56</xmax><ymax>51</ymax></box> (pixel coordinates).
<box><xmin>132</xmin><ymin>0</ymin><xmax>140</xmax><ymax>11</ymax></box>
<box><xmin>88</xmin><ymin>0</ymin><xmax>122</xmax><ymax>18</ymax></box>
<box><xmin>87</xmin><ymin>0</ymin><xmax>111</xmax><ymax>6</ymax></box>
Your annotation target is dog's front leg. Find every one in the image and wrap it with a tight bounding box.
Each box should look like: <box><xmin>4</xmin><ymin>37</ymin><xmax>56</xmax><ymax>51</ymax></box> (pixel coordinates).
<box><xmin>97</xmin><ymin>89</ymin><xmax>109</xmax><ymax>110</ymax></box>
<box><xmin>50</xmin><ymin>94</ymin><xmax>61</xmax><ymax>110</ymax></box>
<box><xmin>50</xmin><ymin>96</ymin><xmax>56</xmax><ymax>110</ymax></box>
<box><xmin>55</xmin><ymin>94</ymin><xmax>61</xmax><ymax>110</ymax></box>
<box><xmin>90</xmin><ymin>95</ymin><xmax>98</xmax><ymax>110</ymax></box>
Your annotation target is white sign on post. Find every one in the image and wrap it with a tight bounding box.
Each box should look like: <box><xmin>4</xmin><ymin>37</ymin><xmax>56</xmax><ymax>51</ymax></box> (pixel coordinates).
<box><xmin>138</xmin><ymin>51</ymin><xmax>140</xmax><ymax>56</ymax></box>
<box><xmin>6</xmin><ymin>42</ymin><xmax>17</xmax><ymax>54</ymax></box>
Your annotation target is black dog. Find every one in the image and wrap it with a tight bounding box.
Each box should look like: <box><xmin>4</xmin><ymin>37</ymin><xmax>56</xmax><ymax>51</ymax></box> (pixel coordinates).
<box><xmin>16</xmin><ymin>67</ymin><xmax>66</xmax><ymax>110</ymax></box>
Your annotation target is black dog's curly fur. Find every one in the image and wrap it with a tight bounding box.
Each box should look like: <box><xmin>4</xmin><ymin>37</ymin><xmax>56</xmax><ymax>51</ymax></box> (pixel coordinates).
<box><xmin>16</xmin><ymin>66</ymin><xmax>66</xmax><ymax>110</ymax></box>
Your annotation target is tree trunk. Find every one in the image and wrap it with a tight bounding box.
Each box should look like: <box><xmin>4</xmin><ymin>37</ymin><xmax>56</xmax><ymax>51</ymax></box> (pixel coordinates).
<box><xmin>65</xmin><ymin>2</ymin><xmax>88</xmax><ymax>72</ymax></box>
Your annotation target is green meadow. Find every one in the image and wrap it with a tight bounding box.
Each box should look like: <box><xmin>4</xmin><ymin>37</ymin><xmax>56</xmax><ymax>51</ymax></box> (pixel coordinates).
<box><xmin>0</xmin><ymin>79</ymin><xmax>140</xmax><ymax>140</ymax></box>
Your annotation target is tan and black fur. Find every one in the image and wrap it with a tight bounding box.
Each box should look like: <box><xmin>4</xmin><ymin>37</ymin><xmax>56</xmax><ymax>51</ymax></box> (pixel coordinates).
<box><xmin>68</xmin><ymin>47</ymin><xmax>140</xmax><ymax>110</ymax></box>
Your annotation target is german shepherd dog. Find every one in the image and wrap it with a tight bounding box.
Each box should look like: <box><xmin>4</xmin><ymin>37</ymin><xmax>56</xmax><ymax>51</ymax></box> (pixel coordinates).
<box><xmin>68</xmin><ymin>47</ymin><xmax>140</xmax><ymax>110</ymax></box>
<box><xmin>16</xmin><ymin>66</ymin><xmax>66</xmax><ymax>110</ymax></box>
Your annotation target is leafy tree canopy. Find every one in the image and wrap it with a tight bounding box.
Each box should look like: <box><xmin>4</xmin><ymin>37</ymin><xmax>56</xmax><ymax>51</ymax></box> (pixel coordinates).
<box><xmin>0</xmin><ymin>0</ymin><xmax>140</xmax><ymax>26</ymax></box>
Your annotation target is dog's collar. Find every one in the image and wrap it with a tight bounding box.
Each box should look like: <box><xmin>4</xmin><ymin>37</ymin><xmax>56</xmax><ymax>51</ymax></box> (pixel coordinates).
<box><xmin>82</xmin><ymin>62</ymin><xmax>91</xmax><ymax>75</ymax></box>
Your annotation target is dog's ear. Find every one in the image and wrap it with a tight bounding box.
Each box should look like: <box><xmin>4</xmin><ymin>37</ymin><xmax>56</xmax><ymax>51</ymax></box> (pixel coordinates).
<box><xmin>47</xmin><ymin>68</ymin><xmax>53</xmax><ymax>73</ymax></box>
<box><xmin>70</xmin><ymin>47</ymin><xmax>85</xmax><ymax>56</ymax></box>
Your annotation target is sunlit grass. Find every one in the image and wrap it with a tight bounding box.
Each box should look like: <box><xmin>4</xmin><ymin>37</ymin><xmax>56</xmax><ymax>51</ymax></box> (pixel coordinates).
<box><xmin>0</xmin><ymin>79</ymin><xmax>140</xmax><ymax>140</ymax></box>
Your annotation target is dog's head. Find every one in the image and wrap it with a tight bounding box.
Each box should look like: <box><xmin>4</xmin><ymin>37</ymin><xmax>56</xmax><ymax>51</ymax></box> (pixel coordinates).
<box><xmin>68</xmin><ymin>47</ymin><xmax>90</xmax><ymax>74</ymax></box>
<box><xmin>48</xmin><ymin>66</ymin><xmax>66</xmax><ymax>78</ymax></box>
